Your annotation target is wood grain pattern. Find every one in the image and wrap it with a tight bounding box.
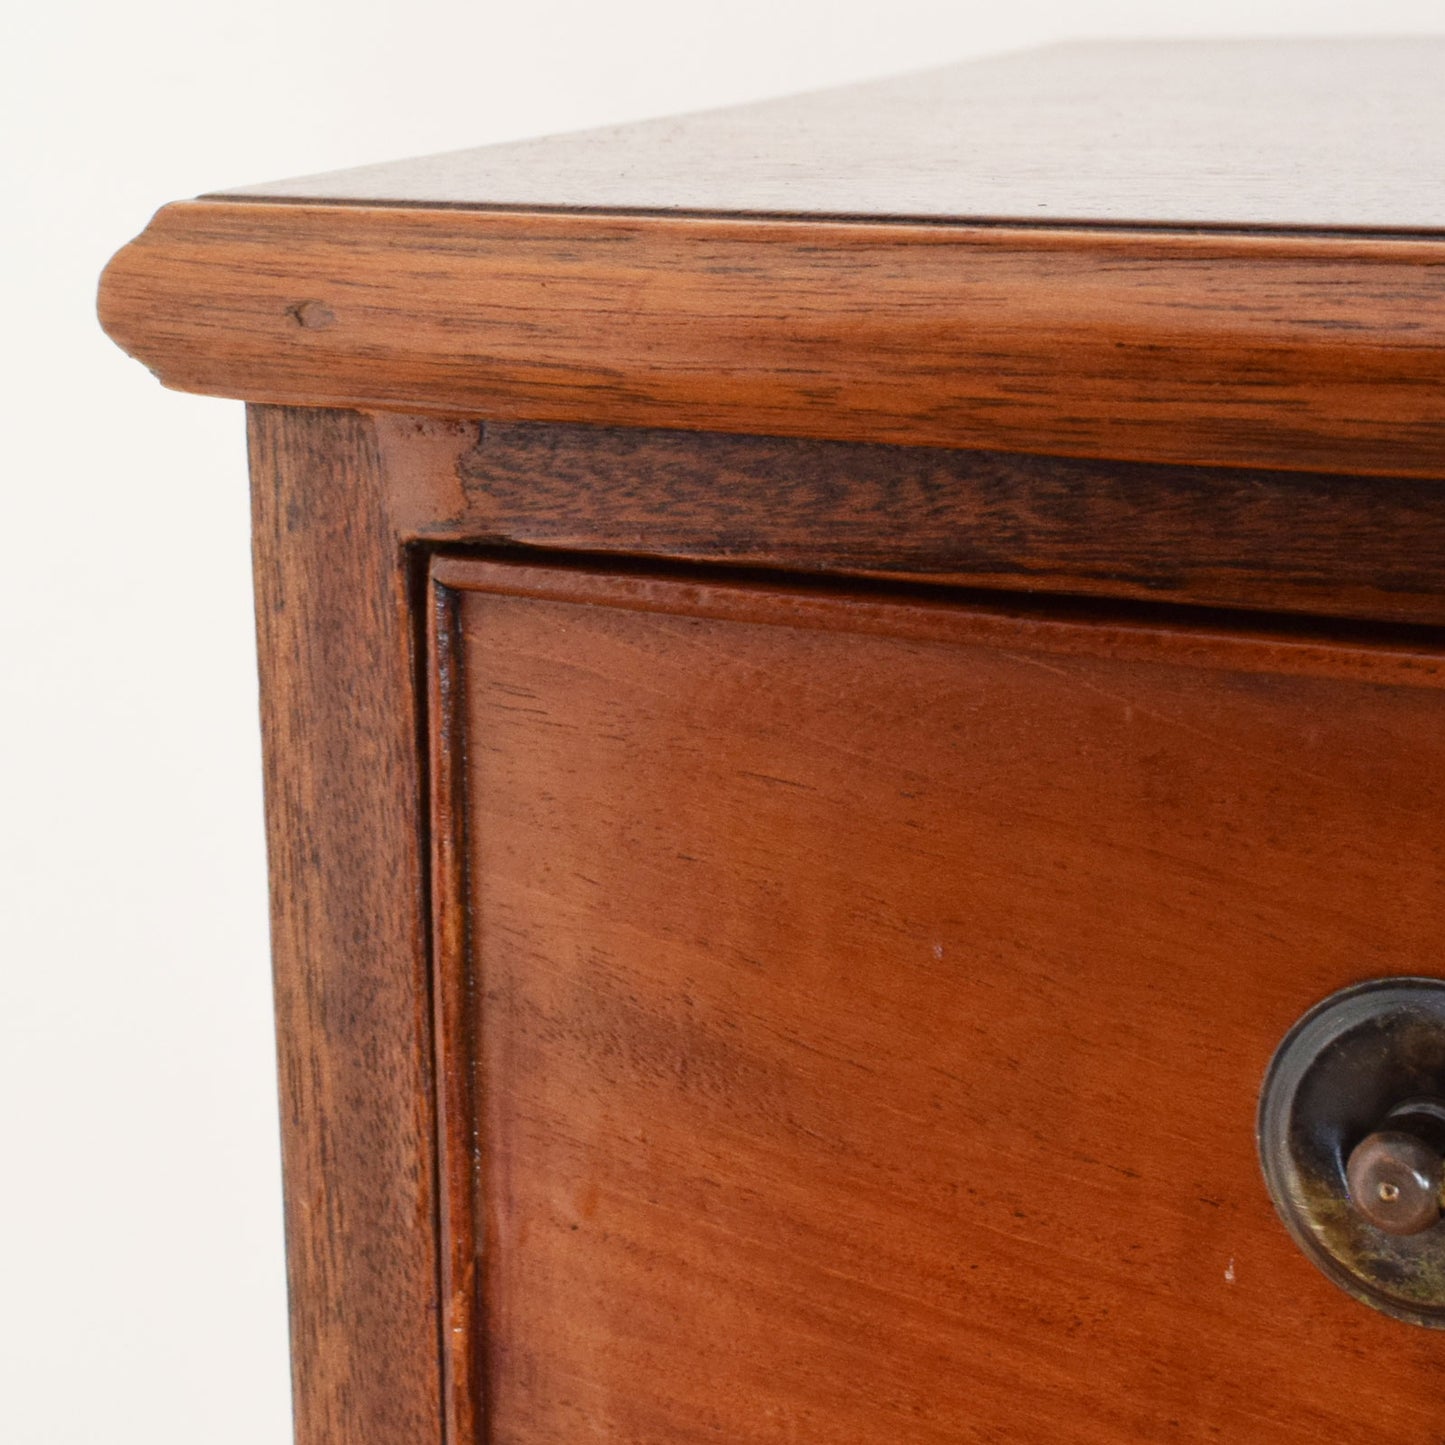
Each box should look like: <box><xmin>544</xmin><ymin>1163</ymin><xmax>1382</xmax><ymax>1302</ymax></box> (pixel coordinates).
<box><xmin>433</xmin><ymin>557</ymin><xmax>1445</xmax><ymax>1443</ymax></box>
<box><xmin>98</xmin><ymin>42</ymin><xmax>1445</xmax><ymax>1438</ymax></box>
<box><xmin>428</xmin><ymin>577</ymin><xmax>483</xmax><ymax>1445</ymax></box>
<box><xmin>381</xmin><ymin>416</ymin><xmax>1445</xmax><ymax>626</ymax></box>
<box><xmin>99</xmin><ymin>203</ymin><xmax>1445</xmax><ymax>478</ymax></box>
<box><xmin>220</xmin><ymin>40</ymin><xmax>1445</xmax><ymax>233</ymax></box>
<box><xmin>248</xmin><ymin>407</ymin><xmax>442</xmax><ymax>1445</ymax></box>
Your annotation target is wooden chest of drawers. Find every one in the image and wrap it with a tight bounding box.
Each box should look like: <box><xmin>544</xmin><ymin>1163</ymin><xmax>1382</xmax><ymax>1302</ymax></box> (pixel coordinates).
<box><xmin>100</xmin><ymin>39</ymin><xmax>1445</xmax><ymax>1444</ymax></box>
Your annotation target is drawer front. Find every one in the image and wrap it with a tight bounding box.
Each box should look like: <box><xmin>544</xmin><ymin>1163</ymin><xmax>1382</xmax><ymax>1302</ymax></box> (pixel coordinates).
<box><xmin>429</xmin><ymin>559</ymin><xmax>1445</xmax><ymax>1443</ymax></box>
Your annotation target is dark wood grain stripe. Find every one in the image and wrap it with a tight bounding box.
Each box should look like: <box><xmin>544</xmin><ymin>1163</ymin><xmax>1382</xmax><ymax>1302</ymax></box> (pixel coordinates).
<box><xmin>380</xmin><ymin>417</ymin><xmax>1445</xmax><ymax>626</ymax></box>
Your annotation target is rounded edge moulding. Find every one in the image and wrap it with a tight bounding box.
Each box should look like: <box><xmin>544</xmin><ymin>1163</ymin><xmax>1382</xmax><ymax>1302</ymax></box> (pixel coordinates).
<box><xmin>98</xmin><ymin>41</ymin><xmax>1445</xmax><ymax>478</ymax></box>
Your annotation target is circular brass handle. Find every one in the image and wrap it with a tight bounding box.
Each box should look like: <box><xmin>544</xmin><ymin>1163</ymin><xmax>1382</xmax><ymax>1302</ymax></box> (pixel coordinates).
<box><xmin>1258</xmin><ymin>979</ymin><xmax>1445</xmax><ymax>1328</ymax></box>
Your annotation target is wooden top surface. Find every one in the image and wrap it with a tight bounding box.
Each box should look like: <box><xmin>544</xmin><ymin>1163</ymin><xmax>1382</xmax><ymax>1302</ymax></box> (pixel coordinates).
<box><xmin>100</xmin><ymin>41</ymin><xmax>1445</xmax><ymax>478</ymax></box>
<box><xmin>223</xmin><ymin>40</ymin><xmax>1445</xmax><ymax>233</ymax></box>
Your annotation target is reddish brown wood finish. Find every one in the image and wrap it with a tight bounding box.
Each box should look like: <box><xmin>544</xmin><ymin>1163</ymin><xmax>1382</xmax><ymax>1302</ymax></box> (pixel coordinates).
<box><xmin>432</xmin><ymin>557</ymin><xmax>1445</xmax><ymax>1444</ymax></box>
<box><xmin>248</xmin><ymin>408</ymin><xmax>442</xmax><ymax>1445</ymax></box>
<box><xmin>102</xmin><ymin>41</ymin><xmax>1445</xmax><ymax>1445</ymax></box>
<box><xmin>99</xmin><ymin>204</ymin><xmax>1445</xmax><ymax>478</ymax></box>
<box><xmin>428</xmin><ymin>578</ymin><xmax>483</xmax><ymax>1445</ymax></box>
<box><xmin>381</xmin><ymin>417</ymin><xmax>1445</xmax><ymax>626</ymax></box>
<box><xmin>234</xmin><ymin>404</ymin><xmax>1445</xmax><ymax>1445</ymax></box>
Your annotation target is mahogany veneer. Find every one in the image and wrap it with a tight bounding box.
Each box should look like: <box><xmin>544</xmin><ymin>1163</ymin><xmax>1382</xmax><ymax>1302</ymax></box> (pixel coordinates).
<box><xmin>101</xmin><ymin>39</ymin><xmax>1445</xmax><ymax>1445</ymax></box>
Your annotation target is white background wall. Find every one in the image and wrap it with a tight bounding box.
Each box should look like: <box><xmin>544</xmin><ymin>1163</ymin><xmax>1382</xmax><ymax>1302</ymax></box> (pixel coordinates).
<box><xmin>4</xmin><ymin>3</ymin><xmax>1444</xmax><ymax>1440</ymax></box>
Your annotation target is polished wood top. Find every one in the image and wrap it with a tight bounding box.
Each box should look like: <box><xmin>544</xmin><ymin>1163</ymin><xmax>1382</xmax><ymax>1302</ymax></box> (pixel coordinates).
<box><xmin>222</xmin><ymin>40</ymin><xmax>1445</xmax><ymax>233</ymax></box>
<box><xmin>99</xmin><ymin>42</ymin><xmax>1445</xmax><ymax>477</ymax></box>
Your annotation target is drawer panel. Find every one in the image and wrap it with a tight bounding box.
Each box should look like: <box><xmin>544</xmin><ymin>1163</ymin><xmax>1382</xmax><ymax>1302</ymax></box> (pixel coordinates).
<box><xmin>430</xmin><ymin>559</ymin><xmax>1445</xmax><ymax>1443</ymax></box>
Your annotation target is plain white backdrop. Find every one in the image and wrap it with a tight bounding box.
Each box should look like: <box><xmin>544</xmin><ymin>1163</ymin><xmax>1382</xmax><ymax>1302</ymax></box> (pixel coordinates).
<box><xmin>5</xmin><ymin>2</ymin><xmax>1445</xmax><ymax>1440</ymax></box>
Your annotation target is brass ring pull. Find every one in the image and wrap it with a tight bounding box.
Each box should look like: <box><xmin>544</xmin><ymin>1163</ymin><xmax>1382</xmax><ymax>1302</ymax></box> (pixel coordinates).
<box><xmin>1258</xmin><ymin>978</ymin><xmax>1445</xmax><ymax>1328</ymax></box>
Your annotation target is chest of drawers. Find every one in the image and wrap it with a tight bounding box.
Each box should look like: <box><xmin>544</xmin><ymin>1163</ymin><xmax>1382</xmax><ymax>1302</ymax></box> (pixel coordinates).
<box><xmin>100</xmin><ymin>38</ymin><xmax>1445</xmax><ymax>1444</ymax></box>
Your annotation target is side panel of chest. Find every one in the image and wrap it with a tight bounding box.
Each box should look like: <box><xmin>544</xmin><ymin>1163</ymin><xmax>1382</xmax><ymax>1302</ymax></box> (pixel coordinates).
<box><xmin>430</xmin><ymin>558</ymin><xmax>1445</xmax><ymax>1444</ymax></box>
